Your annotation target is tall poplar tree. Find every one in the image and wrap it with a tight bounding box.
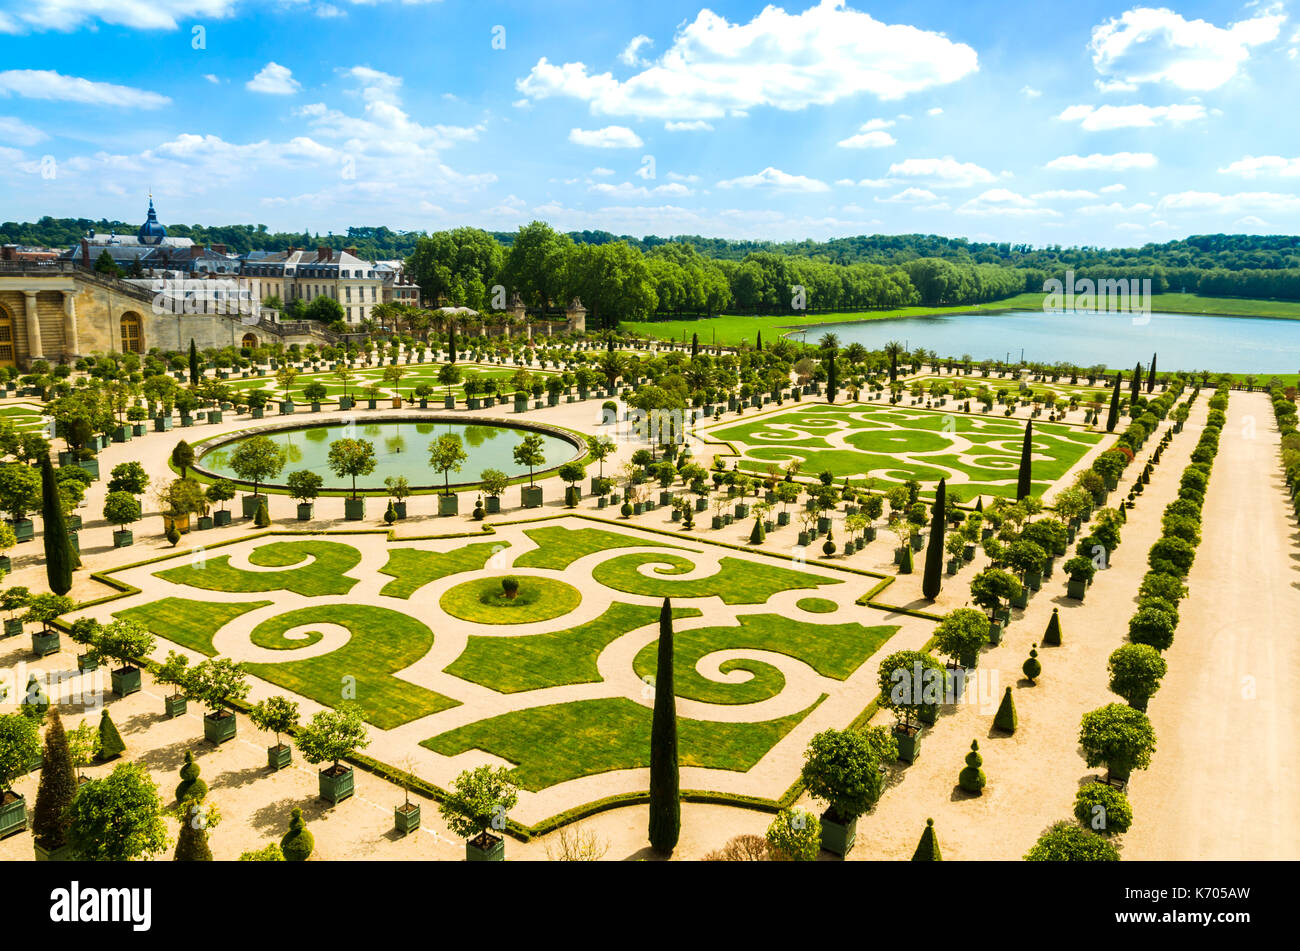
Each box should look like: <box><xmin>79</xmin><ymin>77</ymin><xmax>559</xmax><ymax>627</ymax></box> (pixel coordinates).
<box><xmin>1017</xmin><ymin>423</ymin><xmax>1033</xmax><ymax>500</ymax></box>
<box><xmin>41</xmin><ymin>454</ymin><xmax>77</xmax><ymax>595</ymax></box>
<box><xmin>189</xmin><ymin>339</ymin><xmax>200</xmax><ymax>386</ymax></box>
<box><xmin>1147</xmin><ymin>353</ymin><xmax>1157</xmax><ymax>393</ymax></box>
<box><xmin>1105</xmin><ymin>374</ymin><xmax>1122</xmax><ymax>432</ymax></box>
<box><xmin>921</xmin><ymin>478</ymin><xmax>946</xmax><ymax>600</ymax></box>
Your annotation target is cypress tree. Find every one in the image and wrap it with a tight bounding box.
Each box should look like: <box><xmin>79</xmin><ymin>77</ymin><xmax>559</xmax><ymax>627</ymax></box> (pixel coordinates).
<box><xmin>1130</xmin><ymin>362</ymin><xmax>1142</xmax><ymax>402</ymax></box>
<box><xmin>41</xmin><ymin>454</ymin><xmax>77</xmax><ymax>595</ymax></box>
<box><xmin>756</xmin><ymin>331</ymin><xmax>762</xmax><ymax>352</ymax></box>
<box><xmin>1016</xmin><ymin>422</ymin><xmax>1033</xmax><ymax>500</ymax></box>
<box><xmin>254</xmin><ymin>499</ymin><xmax>271</xmax><ymax>528</ymax></box>
<box><xmin>921</xmin><ymin>478</ymin><xmax>945</xmax><ymax>600</ymax></box>
<box><xmin>189</xmin><ymin>339</ymin><xmax>199</xmax><ymax>386</ymax></box>
<box><xmin>171</xmin><ymin>440</ymin><xmax>194</xmax><ymax>478</ymax></box>
<box><xmin>281</xmin><ymin>807</ymin><xmax>314</xmax><ymax>861</ymax></box>
<box><xmin>32</xmin><ymin>709</ymin><xmax>76</xmax><ymax>853</ymax></box>
<box><xmin>958</xmin><ymin>740</ymin><xmax>986</xmax><ymax>794</ymax></box>
<box><xmin>691</xmin><ymin>333</ymin><xmax>699</xmax><ymax>359</ymax></box>
<box><xmin>648</xmin><ymin>597</ymin><xmax>680</xmax><ymax>853</ymax></box>
<box><xmin>448</xmin><ymin>324</ymin><xmax>457</xmax><ymax>363</ymax></box>
<box><xmin>97</xmin><ymin>709</ymin><xmax>125</xmax><ymax>760</ymax></box>
<box><xmin>826</xmin><ymin>350</ymin><xmax>838</xmax><ymax>404</ymax></box>
<box><xmin>975</xmin><ymin>496</ymin><xmax>983</xmax><ymax>513</ymax></box>
<box><xmin>176</xmin><ymin>750</ymin><xmax>207</xmax><ymax>801</ymax></box>
<box><xmin>174</xmin><ymin>803</ymin><xmax>214</xmax><ymax>861</ymax></box>
<box><xmin>1042</xmin><ymin>608</ymin><xmax>1062</xmax><ymax>646</ymax></box>
<box><xmin>899</xmin><ymin>543</ymin><xmax>914</xmax><ymax>575</ymax></box>
<box><xmin>1105</xmin><ymin>374</ymin><xmax>1122</xmax><ymax>432</ymax></box>
<box><xmin>993</xmin><ymin>687</ymin><xmax>1018</xmax><ymax>733</ymax></box>
<box><xmin>1147</xmin><ymin>353</ymin><xmax>1157</xmax><ymax>393</ymax></box>
<box><xmin>911</xmin><ymin>817</ymin><xmax>942</xmax><ymax>861</ymax></box>
<box><xmin>1022</xmin><ymin>643</ymin><xmax>1042</xmax><ymax>684</ymax></box>
<box><xmin>889</xmin><ymin>351</ymin><xmax>898</xmax><ymax>383</ymax></box>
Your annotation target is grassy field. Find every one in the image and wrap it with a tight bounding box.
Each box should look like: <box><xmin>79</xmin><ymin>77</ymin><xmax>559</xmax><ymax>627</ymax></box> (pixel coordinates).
<box><xmin>591</xmin><ymin>551</ymin><xmax>841</xmax><ymax>603</ymax></box>
<box><xmin>622</xmin><ymin>291</ymin><xmax>1300</xmax><ymax>349</ymax></box>
<box><xmin>154</xmin><ymin>540</ymin><xmax>362</xmax><ymax>596</ymax></box>
<box><xmin>439</xmin><ymin>575</ymin><xmax>582</xmax><ymax>624</ymax></box>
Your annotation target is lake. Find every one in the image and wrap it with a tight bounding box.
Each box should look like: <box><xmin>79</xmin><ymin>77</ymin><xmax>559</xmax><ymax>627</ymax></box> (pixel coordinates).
<box><xmin>793</xmin><ymin>310</ymin><xmax>1300</xmax><ymax>373</ymax></box>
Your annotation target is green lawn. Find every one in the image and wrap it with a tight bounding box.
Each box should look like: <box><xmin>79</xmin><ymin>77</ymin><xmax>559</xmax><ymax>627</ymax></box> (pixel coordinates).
<box><xmin>444</xmin><ymin>602</ymin><xmax>702</xmax><ymax>693</ymax></box>
<box><xmin>795</xmin><ymin>597</ymin><xmax>838</xmax><ymax>614</ymax></box>
<box><xmin>245</xmin><ymin>605</ymin><xmax>459</xmax><ymax>729</ymax></box>
<box><xmin>631</xmin><ymin>614</ymin><xmax>896</xmax><ymax>705</ymax></box>
<box><xmin>154</xmin><ymin>540</ymin><xmax>362</xmax><ymax>596</ymax></box>
<box><xmin>422</xmin><ymin>695</ymin><xmax>825</xmax><ymax>791</ymax></box>
<box><xmin>515</xmin><ymin>525</ymin><xmax>685</xmax><ymax>570</ymax></box>
<box><xmin>439</xmin><ymin>575</ymin><xmax>582</xmax><ymax>624</ymax></box>
<box><xmin>591</xmin><ymin>552</ymin><xmax>841</xmax><ymax>603</ymax></box>
<box><xmin>115</xmin><ymin>597</ymin><xmax>272</xmax><ymax>655</ymax></box>
<box><xmin>378</xmin><ymin>542</ymin><xmax>504</xmax><ymax>599</ymax></box>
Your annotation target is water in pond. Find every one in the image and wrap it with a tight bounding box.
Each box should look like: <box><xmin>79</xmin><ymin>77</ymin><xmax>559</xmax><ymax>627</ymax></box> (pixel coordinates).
<box><xmin>198</xmin><ymin>420</ymin><xmax>580</xmax><ymax>490</ymax></box>
<box><xmin>796</xmin><ymin>310</ymin><xmax>1300</xmax><ymax>373</ymax></box>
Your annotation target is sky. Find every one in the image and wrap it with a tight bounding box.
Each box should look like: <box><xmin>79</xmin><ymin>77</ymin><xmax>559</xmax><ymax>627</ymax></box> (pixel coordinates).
<box><xmin>2</xmin><ymin>0</ymin><xmax>1299</xmax><ymax>246</ymax></box>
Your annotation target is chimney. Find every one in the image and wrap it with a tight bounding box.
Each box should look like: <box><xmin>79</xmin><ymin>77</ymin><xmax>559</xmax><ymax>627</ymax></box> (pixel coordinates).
<box><xmin>81</xmin><ymin>238</ymin><xmax>91</xmax><ymax>268</ymax></box>
<box><xmin>212</xmin><ymin>243</ymin><xmax>228</xmax><ymax>255</ymax></box>
<box><xmin>317</xmin><ymin>246</ymin><xmax>331</xmax><ymax>262</ymax></box>
<box><xmin>344</xmin><ymin>246</ymin><xmax>357</xmax><ymax>257</ymax></box>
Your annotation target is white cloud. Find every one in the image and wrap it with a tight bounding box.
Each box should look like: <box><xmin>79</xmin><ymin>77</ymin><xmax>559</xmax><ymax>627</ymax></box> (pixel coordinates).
<box><xmin>1046</xmin><ymin>152</ymin><xmax>1158</xmax><ymax>172</ymax></box>
<box><xmin>0</xmin><ymin>69</ymin><xmax>170</xmax><ymax>108</ymax></box>
<box><xmin>1020</xmin><ymin>86</ymin><xmax>1042</xmax><ymax>98</ymax></box>
<box><xmin>620</xmin><ymin>35</ymin><xmax>654</xmax><ymax>68</ymax></box>
<box><xmin>1090</xmin><ymin>7</ymin><xmax>1286</xmax><ymax>91</ymax></box>
<box><xmin>1057</xmin><ymin>102</ymin><xmax>1205</xmax><ymax>131</ymax></box>
<box><xmin>1094</xmin><ymin>79</ymin><xmax>1138</xmax><ymax>94</ymax></box>
<box><xmin>664</xmin><ymin>119</ymin><xmax>714</xmax><ymax>132</ymax></box>
<box><xmin>316</xmin><ymin>4</ymin><xmax>343</xmax><ymax>18</ymax></box>
<box><xmin>861</xmin><ymin>118</ymin><xmax>895</xmax><ymax>130</ymax></box>
<box><xmin>203</xmin><ymin>74</ymin><xmax>221</xmax><ymax>85</ymax></box>
<box><xmin>1074</xmin><ymin>201</ymin><xmax>1154</xmax><ymax>215</ymax></box>
<box><xmin>1157</xmin><ymin>191</ymin><xmax>1300</xmax><ymax>214</ymax></box>
<box><xmin>886</xmin><ymin>155</ymin><xmax>996</xmax><ymax>188</ymax></box>
<box><xmin>665</xmin><ymin>171</ymin><xmax>701</xmax><ymax>182</ymax></box>
<box><xmin>1030</xmin><ymin>189</ymin><xmax>1098</xmax><ymax>200</ymax></box>
<box><xmin>568</xmin><ymin>125</ymin><xmax>644</xmax><ymax>148</ymax></box>
<box><xmin>1218</xmin><ymin>155</ymin><xmax>1300</xmax><ymax>178</ymax></box>
<box><xmin>0</xmin><ymin>115</ymin><xmax>47</xmax><ymax>145</ymax></box>
<box><xmin>589</xmin><ymin>181</ymin><xmax>691</xmax><ymax>199</ymax></box>
<box><xmin>590</xmin><ymin>166</ymin><xmax>614</xmax><ymax>177</ymax></box>
<box><xmin>1235</xmin><ymin>215</ymin><xmax>1268</xmax><ymax>227</ymax></box>
<box><xmin>0</xmin><ymin>0</ymin><xmax>239</xmax><ymax>33</ymax></box>
<box><xmin>247</xmin><ymin>62</ymin><xmax>301</xmax><ymax>96</ymax></box>
<box><xmin>956</xmin><ymin>188</ymin><xmax>1060</xmax><ymax>217</ymax></box>
<box><xmin>876</xmin><ymin>187</ymin><xmax>939</xmax><ymax>203</ymax></box>
<box><xmin>716</xmin><ymin>166</ymin><xmax>829</xmax><ymax>192</ymax></box>
<box><xmin>516</xmin><ymin>0</ymin><xmax>979</xmax><ymax>120</ymax></box>
<box><xmin>836</xmin><ymin>129</ymin><xmax>896</xmax><ymax>149</ymax></box>
<box><xmin>927</xmin><ymin>107</ymin><xmax>943</xmax><ymax>116</ymax></box>
<box><xmin>1100</xmin><ymin>183</ymin><xmax>1127</xmax><ymax>193</ymax></box>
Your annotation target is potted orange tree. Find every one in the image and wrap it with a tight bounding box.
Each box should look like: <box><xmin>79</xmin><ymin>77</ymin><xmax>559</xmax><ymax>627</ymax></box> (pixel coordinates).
<box><xmin>877</xmin><ymin>650</ymin><xmax>948</xmax><ymax>762</ymax></box>
<box><xmin>0</xmin><ymin>713</ymin><xmax>41</xmax><ymax>839</ymax></box>
<box><xmin>249</xmin><ymin>695</ymin><xmax>300</xmax><ymax>771</ymax></box>
<box><xmin>93</xmin><ymin>618</ymin><xmax>154</xmax><ymax>698</ymax></box>
<box><xmin>188</xmin><ymin>658</ymin><xmax>250</xmax><ymax>745</ymax></box>
<box><xmin>799</xmin><ymin>728</ymin><xmax>891</xmax><ymax>858</ymax></box>
<box><xmin>438</xmin><ymin>765</ymin><xmax>518</xmax><ymax>861</ymax></box>
<box><xmin>297</xmin><ymin>704</ymin><xmax>369</xmax><ymax>806</ymax></box>
<box><xmin>155</xmin><ymin>650</ymin><xmax>192</xmax><ymax>719</ymax></box>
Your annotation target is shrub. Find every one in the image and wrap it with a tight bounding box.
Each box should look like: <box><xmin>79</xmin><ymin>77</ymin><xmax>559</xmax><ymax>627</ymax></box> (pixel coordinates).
<box><xmin>993</xmin><ymin>687</ymin><xmax>1017</xmax><ymax>733</ymax></box>
<box><xmin>1079</xmin><ymin>703</ymin><xmax>1156</xmax><ymax>778</ymax></box>
<box><xmin>66</xmin><ymin>762</ymin><xmax>170</xmax><ymax>861</ymax></box>
<box><xmin>958</xmin><ymin>740</ymin><xmax>986</xmax><ymax>794</ymax></box>
<box><xmin>280</xmin><ymin>807</ymin><xmax>314</xmax><ymax>861</ymax></box>
<box><xmin>800</xmin><ymin>728</ymin><xmax>886</xmax><ymax>824</ymax></box>
<box><xmin>703</xmin><ymin>835</ymin><xmax>769</xmax><ymax>861</ymax></box>
<box><xmin>1022</xmin><ymin>644</ymin><xmax>1042</xmax><ymax>684</ymax></box>
<box><xmin>1024</xmin><ymin>821</ymin><xmax>1120</xmax><ymax>861</ymax></box>
<box><xmin>1074</xmin><ymin>784</ymin><xmax>1134</xmax><ymax>836</ymax></box>
<box><xmin>239</xmin><ymin>843</ymin><xmax>286</xmax><ymax>861</ymax></box>
<box><xmin>1138</xmin><ymin>571</ymin><xmax>1187</xmax><ymax>604</ymax></box>
<box><xmin>1108</xmin><ymin>644</ymin><xmax>1168</xmax><ymax>706</ymax></box>
<box><xmin>911</xmin><ymin>818</ymin><xmax>942</xmax><ymax>861</ymax></box>
<box><xmin>97</xmin><ymin>710</ymin><xmax>126</xmax><ymax>760</ymax></box>
<box><xmin>1128</xmin><ymin>605</ymin><xmax>1177</xmax><ymax>651</ymax></box>
<box><xmin>253</xmin><ymin>499</ymin><xmax>271</xmax><ymax>528</ymax></box>
<box><xmin>765</xmin><ymin>808</ymin><xmax>821</xmax><ymax>861</ymax></box>
<box><xmin>1042</xmin><ymin>608</ymin><xmax>1062</xmax><ymax>646</ymax></box>
<box><xmin>175</xmin><ymin>750</ymin><xmax>207</xmax><ymax>801</ymax></box>
<box><xmin>1148</xmin><ymin>536</ymin><xmax>1196</xmax><ymax>577</ymax></box>
<box><xmin>1063</xmin><ymin>555</ymin><xmax>1096</xmax><ymax>583</ymax></box>
<box><xmin>502</xmin><ymin>576</ymin><xmax>520</xmax><ymax>599</ymax></box>
<box><xmin>31</xmin><ymin>710</ymin><xmax>76</xmax><ymax>851</ymax></box>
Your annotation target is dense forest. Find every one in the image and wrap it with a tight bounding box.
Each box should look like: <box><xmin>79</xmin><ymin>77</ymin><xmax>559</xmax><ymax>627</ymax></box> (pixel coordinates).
<box><xmin>7</xmin><ymin>215</ymin><xmax>1300</xmax><ymax>317</ymax></box>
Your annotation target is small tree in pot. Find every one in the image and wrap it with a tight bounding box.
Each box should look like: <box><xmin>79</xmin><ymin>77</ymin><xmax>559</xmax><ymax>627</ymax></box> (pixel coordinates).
<box><xmin>479</xmin><ymin>468</ymin><xmax>508</xmax><ymax>514</ymax></box>
<box><xmin>155</xmin><ymin>650</ymin><xmax>192</xmax><ymax>718</ymax></box>
<box><xmin>24</xmin><ymin>593</ymin><xmax>73</xmax><ymax>657</ymax></box>
<box><xmin>437</xmin><ymin>764</ymin><xmax>519</xmax><ymax>861</ymax></box>
<box><xmin>187</xmin><ymin>658</ymin><xmax>250</xmax><ymax>745</ymax></box>
<box><xmin>934</xmin><ymin>607</ymin><xmax>990</xmax><ymax>670</ymax></box>
<box><xmin>296</xmin><ymin>704</ymin><xmax>370</xmax><ymax>806</ymax></box>
<box><xmin>0</xmin><ymin>713</ymin><xmax>41</xmax><ymax>839</ymax></box>
<box><xmin>287</xmin><ymin>469</ymin><xmax>323</xmax><ymax>521</ymax></box>
<box><xmin>248</xmin><ymin>695</ymin><xmax>300</xmax><ymax>771</ymax></box>
<box><xmin>1</xmin><ymin>585</ymin><xmax>30</xmax><ymax>637</ymax></box>
<box><xmin>1078</xmin><ymin>703</ymin><xmax>1157</xmax><ymax>785</ymax></box>
<box><xmin>877</xmin><ymin>650</ymin><xmax>948</xmax><ymax>761</ymax></box>
<box><xmin>102</xmin><ymin>490</ymin><xmax>141</xmax><ymax>548</ymax></box>
<box><xmin>1106</xmin><ymin>644</ymin><xmax>1167</xmax><ymax>711</ymax></box>
<box><xmin>798</xmin><ymin>727</ymin><xmax>889</xmax><ymax>858</ymax></box>
<box><xmin>92</xmin><ymin>618</ymin><xmax>155</xmax><ymax>698</ymax></box>
<box><xmin>429</xmin><ymin>433</ymin><xmax>467</xmax><ymax>514</ymax></box>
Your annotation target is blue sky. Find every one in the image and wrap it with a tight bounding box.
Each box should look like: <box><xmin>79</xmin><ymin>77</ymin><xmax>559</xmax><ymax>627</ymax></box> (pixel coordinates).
<box><xmin>2</xmin><ymin>0</ymin><xmax>1299</xmax><ymax>245</ymax></box>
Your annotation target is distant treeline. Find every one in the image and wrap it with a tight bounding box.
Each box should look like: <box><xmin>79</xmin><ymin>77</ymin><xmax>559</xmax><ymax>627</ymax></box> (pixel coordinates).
<box><xmin>9</xmin><ymin>217</ymin><xmax>1300</xmax><ymax>310</ymax></box>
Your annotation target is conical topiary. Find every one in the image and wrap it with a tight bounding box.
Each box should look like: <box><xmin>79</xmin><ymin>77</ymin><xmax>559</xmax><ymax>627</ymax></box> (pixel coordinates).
<box><xmin>749</xmin><ymin>516</ymin><xmax>765</xmax><ymax>545</ymax></box>
<box><xmin>254</xmin><ymin>499</ymin><xmax>271</xmax><ymax>528</ymax></box>
<box><xmin>911</xmin><ymin>817</ymin><xmax>942</xmax><ymax>861</ymax></box>
<box><xmin>899</xmin><ymin>543</ymin><xmax>914</xmax><ymax>575</ymax></box>
<box><xmin>175</xmin><ymin>750</ymin><xmax>207</xmax><ymax>802</ymax></box>
<box><xmin>281</xmin><ymin>807</ymin><xmax>314</xmax><ymax>861</ymax></box>
<box><xmin>22</xmin><ymin>674</ymin><xmax>50</xmax><ymax>722</ymax></box>
<box><xmin>994</xmin><ymin>686</ymin><xmax>1018</xmax><ymax>733</ymax></box>
<box><xmin>32</xmin><ymin>709</ymin><xmax>76</xmax><ymax>852</ymax></box>
<box><xmin>958</xmin><ymin>740</ymin><xmax>986</xmax><ymax>794</ymax></box>
<box><xmin>1042</xmin><ymin>608</ymin><xmax>1062</xmax><ymax>646</ymax></box>
<box><xmin>1023</xmin><ymin>643</ymin><xmax>1042</xmax><ymax>684</ymax></box>
<box><xmin>97</xmin><ymin>709</ymin><xmax>125</xmax><ymax>760</ymax></box>
<box><xmin>174</xmin><ymin>804</ymin><xmax>214</xmax><ymax>861</ymax></box>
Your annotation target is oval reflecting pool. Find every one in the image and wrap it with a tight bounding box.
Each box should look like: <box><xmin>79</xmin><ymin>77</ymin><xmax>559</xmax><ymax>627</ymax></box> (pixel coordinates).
<box><xmin>196</xmin><ymin>418</ymin><xmax>582</xmax><ymax>491</ymax></box>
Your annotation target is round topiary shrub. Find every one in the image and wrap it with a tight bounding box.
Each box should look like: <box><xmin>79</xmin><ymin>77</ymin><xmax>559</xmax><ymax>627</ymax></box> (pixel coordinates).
<box><xmin>1022</xmin><ymin>644</ymin><xmax>1041</xmax><ymax>684</ymax></box>
<box><xmin>1073</xmin><ymin>782</ymin><xmax>1133</xmax><ymax>836</ymax></box>
<box><xmin>175</xmin><ymin>750</ymin><xmax>207</xmax><ymax>802</ymax></box>
<box><xmin>280</xmin><ymin>807</ymin><xmax>314</xmax><ymax>861</ymax></box>
<box><xmin>501</xmin><ymin>576</ymin><xmax>520</xmax><ymax>600</ymax></box>
<box><xmin>958</xmin><ymin>740</ymin><xmax>986</xmax><ymax>794</ymax></box>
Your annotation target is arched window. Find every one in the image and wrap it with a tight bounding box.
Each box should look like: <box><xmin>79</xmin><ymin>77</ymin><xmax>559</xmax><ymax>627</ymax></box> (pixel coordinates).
<box><xmin>0</xmin><ymin>307</ymin><xmax>14</xmax><ymax>367</ymax></box>
<box><xmin>241</xmin><ymin>333</ymin><xmax>258</xmax><ymax>350</ymax></box>
<box><xmin>120</xmin><ymin>312</ymin><xmax>143</xmax><ymax>353</ymax></box>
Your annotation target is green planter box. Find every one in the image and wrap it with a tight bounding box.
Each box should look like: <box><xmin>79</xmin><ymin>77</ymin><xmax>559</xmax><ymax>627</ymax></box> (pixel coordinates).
<box><xmin>12</xmin><ymin>518</ymin><xmax>33</xmax><ymax>543</ymax></box>
<box><xmin>3</xmin><ymin>618</ymin><xmax>22</xmax><ymax>637</ymax></box>
<box><xmin>0</xmin><ymin>794</ymin><xmax>27</xmax><ymax>840</ymax></box>
<box><xmin>438</xmin><ymin>495</ymin><xmax>459</xmax><ymax>516</ymax></box>
<box><xmin>214</xmin><ymin>510</ymin><xmax>232</xmax><ymax>527</ymax></box>
<box><xmin>1067</xmin><ymin>578</ymin><xmax>1087</xmax><ymax>600</ymax></box>
<box><xmin>987</xmin><ymin>620</ymin><xmax>1002</xmax><ymax>646</ymax></box>
<box><xmin>280</xmin><ymin>401</ymin><xmax>295</xmax><ymax>415</ymax></box>
<box><xmin>818</xmin><ymin>812</ymin><xmax>856</xmax><ymax>858</ymax></box>
<box><xmin>209</xmin><ymin>411</ymin><xmax>223</xmax><ymax>423</ymax></box>
<box><xmin>32</xmin><ymin>630</ymin><xmax>60</xmax><ymax>657</ymax></box>
<box><xmin>395</xmin><ymin>803</ymin><xmax>421</xmax><ymax>835</ymax></box>
<box><xmin>1010</xmin><ymin>589</ymin><xmax>1029</xmax><ymax>609</ymax></box>
<box><xmin>521</xmin><ymin>485</ymin><xmax>543</xmax><ymax>508</ymax></box>
<box><xmin>297</xmin><ymin>503</ymin><xmax>314</xmax><ymax>521</ymax></box>
<box><xmin>777</xmin><ymin>511</ymin><xmax>790</xmax><ymax>526</ymax></box>
<box><xmin>345</xmin><ymin>498</ymin><xmax>366</xmax><ymax>520</ymax></box>
<box><xmin>154</xmin><ymin>415</ymin><xmax>172</xmax><ymax>431</ymax></box>
<box><xmin>33</xmin><ymin>841</ymin><xmax>75</xmax><ymax>861</ymax></box>
<box><xmin>1024</xmin><ymin>570</ymin><xmax>1042</xmax><ymax>591</ymax></box>
<box><xmin>196</xmin><ymin>515</ymin><xmax>213</xmax><ymax>530</ymax></box>
<box><xmin>466</xmin><ymin>834</ymin><xmax>506</xmax><ymax>862</ymax></box>
<box><xmin>164</xmin><ymin>694</ymin><xmax>187</xmax><ymax>719</ymax></box>
<box><xmin>180</xmin><ymin>415</ymin><xmax>194</xmax><ymax>427</ymax></box>
<box><xmin>110</xmin><ymin>666</ymin><xmax>142</xmax><ymax>698</ymax></box>
<box><xmin>893</xmin><ymin>724</ymin><xmax>922</xmax><ymax>763</ymax></box>
<box><xmin>75</xmin><ymin>458</ymin><xmax>100</xmax><ymax>480</ymax></box>
<box><xmin>485</xmin><ymin>496</ymin><xmax>501</xmax><ymax>514</ymax></box>
<box><xmin>241</xmin><ymin>494</ymin><xmax>266</xmax><ymax>519</ymax></box>
<box><xmin>946</xmin><ymin>558</ymin><xmax>960</xmax><ymax>575</ymax></box>
<box><xmin>319</xmin><ymin>766</ymin><xmax>355</xmax><ymax>805</ymax></box>
<box><xmin>251</xmin><ymin>407</ymin><xmax>264</xmax><ymax>419</ymax></box>
<box><xmin>268</xmin><ymin>744</ymin><xmax>292</xmax><ymax>771</ymax></box>
<box><xmin>339</xmin><ymin>397</ymin><xmax>355</xmax><ymax>411</ymax></box>
<box><xmin>203</xmin><ymin>711</ymin><xmax>238</xmax><ymax>745</ymax></box>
